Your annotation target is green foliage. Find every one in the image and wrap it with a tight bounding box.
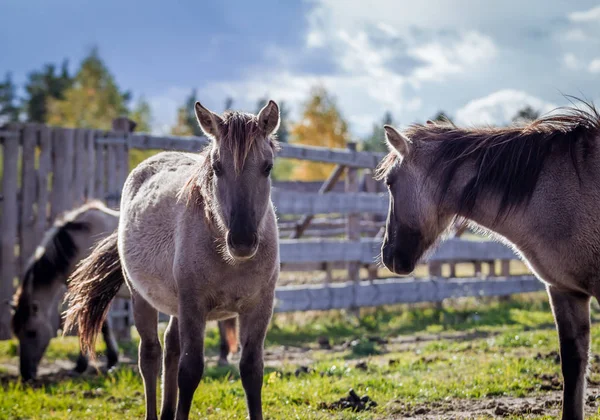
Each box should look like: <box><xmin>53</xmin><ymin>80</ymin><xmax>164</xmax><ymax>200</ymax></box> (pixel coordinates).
<box><xmin>129</xmin><ymin>97</ymin><xmax>152</xmax><ymax>132</ymax></box>
<box><xmin>23</xmin><ymin>60</ymin><xmax>73</xmax><ymax>123</ymax></box>
<box><xmin>46</xmin><ymin>48</ymin><xmax>130</xmax><ymax>129</ymax></box>
<box><xmin>361</xmin><ymin>111</ymin><xmax>393</xmax><ymax>153</ymax></box>
<box><xmin>0</xmin><ymin>73</ymin><xmax>20</xmax><ymax>124</ymax></box>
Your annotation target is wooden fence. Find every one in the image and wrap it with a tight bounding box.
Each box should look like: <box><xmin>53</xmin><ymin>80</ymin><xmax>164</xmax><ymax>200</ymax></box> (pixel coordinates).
<box><xmin>0</xmin><ymin>120</ymin><xmax>541</xmax><ymax>340</ymax></box>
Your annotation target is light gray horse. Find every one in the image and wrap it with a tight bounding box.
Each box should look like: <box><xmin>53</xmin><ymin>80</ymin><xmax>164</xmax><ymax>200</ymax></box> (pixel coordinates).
<box><xmin>64</xmin><ymin>100</ymin><xmax>281</xmax><ymax>420</ymax></box>
<box><xmin>377</xmin><ymin>103</ymin><xmax>600</xmax><ymax>420</ymax></box>
<box><xmin>10</xmin><ymin>201</ymin><xmax>120</xmax><ymax>380</ymax></box>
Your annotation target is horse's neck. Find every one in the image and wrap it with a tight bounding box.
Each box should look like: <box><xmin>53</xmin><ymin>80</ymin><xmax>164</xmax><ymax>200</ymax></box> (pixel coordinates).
<box><xmin>30</xmin><ymin>279</ymin><xmax>67</xmax><ymax>316</ymax></box>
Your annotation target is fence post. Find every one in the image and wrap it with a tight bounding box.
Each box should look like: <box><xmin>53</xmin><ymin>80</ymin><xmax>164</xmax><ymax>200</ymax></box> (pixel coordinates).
<box><xmin>346</xmin><ymin>142</ymin><xmax>360</xmax><ymax>313</ymax></box>
<box><xmin>0</xmin><ymin>130</ymin><xmax>20</xmax><ymax>339</ymax></box>
<box><xmin>362</xmin><ymin>169</ymin><xmax>380</xmax><ymax>280</ymax></box>
<box><xmin>109</xmin><ymin>117</ymin><xmax>135</xmax><ymax>342</ymax></box>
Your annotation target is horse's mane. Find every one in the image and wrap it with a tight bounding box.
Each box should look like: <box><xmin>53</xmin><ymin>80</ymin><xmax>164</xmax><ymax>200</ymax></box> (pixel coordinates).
<box><xmin>179</xmin><ymin>111</ymin><xmax>279</xmax><ymax>217</ymax></box>
<box><xmin>376</xmin><ymin>101</ymin><xmax>600</xmax><ymax>221</ymax></box>
<box><xmin>11</xmin><ymin>209</ymin><xmax>92</xmax><ymax>333</ymax></box>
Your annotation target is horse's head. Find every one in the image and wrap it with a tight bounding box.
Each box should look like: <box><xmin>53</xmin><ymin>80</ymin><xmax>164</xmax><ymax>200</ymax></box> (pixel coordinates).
<box><xmin>11</xmin><ymin>280</ymin><xmax>54</xmax><ymax>381</ymax></box>
<box><xmin>194</xmin><ymin>100</ymin><xmax>279</xmax><ymax>261</ymax></box>
<box><xmin>378</xmin><ymin>125</ymin><xmax>454</xmax><ymax>275</ymax></box>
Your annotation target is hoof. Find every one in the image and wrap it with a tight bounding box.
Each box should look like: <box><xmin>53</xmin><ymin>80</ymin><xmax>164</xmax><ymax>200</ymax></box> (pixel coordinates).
<box><xmin>106</xmin><ymin>352</ymin><xmax>119</xmax><ymax>370</ymax></box>
<box><xmin>74</xmin><ymin>356</ymin><xmax>89</xmax><ymax>374</ymax></box>
<box><xmin>217</xmin><ymin>357</ymin><xmax>230</xmax><ymax>367</ymax></box>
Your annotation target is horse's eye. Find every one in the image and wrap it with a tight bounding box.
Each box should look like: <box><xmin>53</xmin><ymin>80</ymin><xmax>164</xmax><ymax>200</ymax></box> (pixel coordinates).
<box><xmin>26</xmin><ymin>330</ymin><xmax>37</xmax><ymax>339</ymax></box>
<box><xmin>212</xmin><ymin>162</ymin><xmax>223</xmax><ymax>177</ymax></box>
<box><xmin>263</xmin><ymin>163</ymin><xmax>273</xmax><ymax>177</ymax></box>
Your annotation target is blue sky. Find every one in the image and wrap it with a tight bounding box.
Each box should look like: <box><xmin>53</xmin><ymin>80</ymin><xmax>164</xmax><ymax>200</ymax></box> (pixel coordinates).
<box><xmin>2</xmin><ymin>0</ymin><xmax>600</xmax><ymax>136</ymax></box>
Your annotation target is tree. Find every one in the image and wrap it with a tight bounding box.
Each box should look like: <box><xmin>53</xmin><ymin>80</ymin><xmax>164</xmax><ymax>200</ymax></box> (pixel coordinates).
<box><xmin>512</xmin><ymin>106</ymin><xmax>539</xmax><ymax>125</ymax></box>
<box><xmin>430</xmin><ymin>110</ymin><xmax>453</xmax><ymax>124</ymax></box>
<box><xmin>129</xmin><ymin>97</ymin><xmax>152</xmax><ymax>133</ymax></box>
<box><xmin>362</xmin><ymin>111</ymin><xmax>393</xmax><ymax>153</ymax></box>
<box><xmin>46</xmin><ymin>48</ymin><xmax>130</xmax><ymax>129</ymax></box>
<box><xmin>0</xmin><ymin>73</ymin><xmax>20</xmax><ymax>124</ymax></box>
<box><xmin>23</xmin><ymin>60</ymin><xmax>72</xmax><ymax>123</ymax></box>
<box><xmin>289</xmin><ymin>86</ymin><xmax>349</xmax><ymax>181</ymax></box>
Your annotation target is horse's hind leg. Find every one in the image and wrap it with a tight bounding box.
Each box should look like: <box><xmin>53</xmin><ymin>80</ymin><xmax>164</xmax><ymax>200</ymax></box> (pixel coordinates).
<box><xmin>74</xmin><ymin>352</ymin><xmax>89</xmax><ymax>373</ymax></box>
<box><xmin>548</xmin><ymin>286</ymin><xmax>591</xmax><ymax>420</ymax></box>
<box><xmin>101</xmin><ymin>317</ymin><xmax>119</xmax><ymax>370</ymax></box>
<box><xmin>160</xmin><ymin>316</ymin><xmax>179</xmax><ymax>420</ymax></box>
<box><xmin>132</xmin><ymin>291</ymin><xmax>161</xmax><ymax>420</ymax></box>
<box><xmin>218</xmin><ymin>318</ymin><xmax>238</xmax><ymax>366</ymax></box>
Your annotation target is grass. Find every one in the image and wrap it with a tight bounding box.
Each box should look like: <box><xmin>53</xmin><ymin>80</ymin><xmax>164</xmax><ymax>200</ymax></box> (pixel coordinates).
<box><xmin>2</xmin><ymin>293</ymin><xmax>600</xmax><ymax>419</ymax></box>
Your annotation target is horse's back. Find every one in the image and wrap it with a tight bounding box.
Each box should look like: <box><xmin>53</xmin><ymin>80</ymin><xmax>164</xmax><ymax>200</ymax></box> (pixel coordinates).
<box><xmin>118</xmin><ymin>151</ymin><xmax>205</xmax><ymax>315</ymax></box>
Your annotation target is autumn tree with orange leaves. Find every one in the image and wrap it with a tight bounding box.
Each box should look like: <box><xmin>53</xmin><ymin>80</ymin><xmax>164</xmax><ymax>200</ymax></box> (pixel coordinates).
<box><xmin>289</xmin><ymin>86</ymin><xmax>349</xmax><ymax>181</ymax></box>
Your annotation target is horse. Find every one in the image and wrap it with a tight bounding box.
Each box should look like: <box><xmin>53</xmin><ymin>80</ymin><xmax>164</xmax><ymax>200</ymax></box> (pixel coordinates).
<box><xmin>64</xmin><ymin>100</ymin><xmax>281</xmax><ymax>420</ymax></box>
<box><xmin>10</xmin><ymin>201</ymin><xmax>120</xmax><ymax>380</ymax></box>
<box><xmin>376</xmin><ymin>103</ymin><xmax>600</xmax><ymax>420</ymax></box>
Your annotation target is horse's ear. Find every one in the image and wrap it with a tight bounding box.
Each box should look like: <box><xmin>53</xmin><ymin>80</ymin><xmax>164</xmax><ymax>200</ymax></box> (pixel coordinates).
<box><xmin>194</xmin><ymin>102</ymin><xmax>223</xmax><ymax>140</ymax></box>
<box><xmin>257</xmin><ymin>100</ymin><xmax>280</xmax><ymax>136</ymax></box>
<box><xmin>384</xmin><ymin>125</ymin><xmax>410</xmax><ymax>157</ymax></box>
<box><xmin>426</xmin><ymin>120</ymin><xmax>435</xmax><ymax>125</ymax></box>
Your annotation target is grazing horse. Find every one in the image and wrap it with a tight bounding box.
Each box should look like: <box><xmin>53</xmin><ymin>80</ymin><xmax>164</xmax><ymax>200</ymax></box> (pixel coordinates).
<box><xmin>10</xmin><ymin>201</ymin><xmax>238</xmax><ymax>381</ymax></box>
<box><xmin>10</xmin><ymin>201</ymin><xmax>120</xmax><ymax>380</ymax></box>
<box><xmin>64</xmin><ymin>100</ymin><xmax>281</xmax><ymax>420</ymax></box>
<box><xmin>377</xmin><ymin>103</ymin><xmax>600</xmax><ymax>420</ymax></box>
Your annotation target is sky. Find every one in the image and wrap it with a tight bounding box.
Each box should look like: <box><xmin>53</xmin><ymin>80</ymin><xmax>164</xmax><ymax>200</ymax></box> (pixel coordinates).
<box><xmin>2</xmin><ymin>0</ymin><xmax>600</xmax><ymax>137</ymax></box>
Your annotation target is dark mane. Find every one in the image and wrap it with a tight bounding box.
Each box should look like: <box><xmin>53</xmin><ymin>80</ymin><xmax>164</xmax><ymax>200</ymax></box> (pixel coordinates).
<box><xmin>12</xmin><ymin>220</ymin><xmax>90</xmax><ymax>333</ymax></box>
<box><xmin>179</xmin><ymin>111</ymin><xmax>279</xmax><ymax>216</ymax></box>
<box><xmin>376</xmin><ymin>102</ymin><xmax>600</xmax><ymax>221</ymax></box>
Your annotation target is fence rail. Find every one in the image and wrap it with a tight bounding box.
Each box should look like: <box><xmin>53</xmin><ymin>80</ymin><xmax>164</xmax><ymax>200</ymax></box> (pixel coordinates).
<box><xmin>0</xmin><ymin>122</ymin><xmax>533</xmax><ymax>340</ymax></box>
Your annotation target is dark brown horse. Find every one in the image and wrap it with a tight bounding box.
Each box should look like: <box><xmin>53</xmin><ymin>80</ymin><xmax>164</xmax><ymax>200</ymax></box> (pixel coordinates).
<box><xmin>377</xmin><ymin>103</ymin><xmax>600</xmax><ymax>420</ymax></box>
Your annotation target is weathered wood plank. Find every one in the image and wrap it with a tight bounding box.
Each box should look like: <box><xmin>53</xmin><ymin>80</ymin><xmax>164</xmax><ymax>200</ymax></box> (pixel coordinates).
<box><xmin>0</xmin><ymin>134</ymin><xmax>19</xmax><ymax>339</ymax></box>
<box><xmin>84</xmin><ymin>130</ymin><xmax>96</xmax><ymax>200</ymax></box>
<box><xmin>106</xmin><ymin>145</ymin><xmax>118</xmax><ymax>207</ymax></box>
<box><xmin>94</xmin><ymin>139</ymin><xmax>106</xmax><ymax>201</ymax></box>
<box><xmin>288</xmin><ymin>164</ymin><xmax>346</xmax><ymax>239</ymax></box>
<box><xmin>273</xmin><ymin>276</ymin><xmax>543</xmax><ymax>312</ymax></box>
<box><xmin>101</xmin><ymin>134</ymin><xmax>385</xmax><ymax>168</ymax></box>
<box><xmin>19</xmin><ymin>125</ymin><xmax>38</xmax><ymax>272</ymax></box>
<box><xmin>279</xmin><ymin>238</ymin><xmax>519</xmax><ymax>264</ymax></box>
<box><xmin>35</xmin><ymin>126</ymin><xmax>52</xmax><ymax>241</ymax></box>
<box><xmin>72</xmin><ymin>129</ymin><xmax>87</xmax><ymax>206</ymax></box>
<box><xmin>50</xmin><ymin>128</ymin><xmax>75</xmax><ymax>220</ymax></box>
<box><xmin>273</xmin><ymin>190</ymin><xmax>388</xmax><ymax>215</ymax></box>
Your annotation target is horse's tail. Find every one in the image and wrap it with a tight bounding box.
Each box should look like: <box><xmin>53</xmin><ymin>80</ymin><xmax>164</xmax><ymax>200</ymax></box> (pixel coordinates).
<box><xmin>63</xmin><ymin>231</ymin><xmax>124</xmax><ymax>358</ymax></box>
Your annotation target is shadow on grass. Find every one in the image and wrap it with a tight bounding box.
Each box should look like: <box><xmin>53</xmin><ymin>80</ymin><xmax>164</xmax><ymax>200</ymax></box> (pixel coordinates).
<box><xmin>266</xmin><ymin>294</ymin><xmax>556</xmax><ymax>348</ymax></box>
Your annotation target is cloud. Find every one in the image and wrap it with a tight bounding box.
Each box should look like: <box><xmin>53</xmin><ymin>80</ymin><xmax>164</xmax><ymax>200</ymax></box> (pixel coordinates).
<box><xmin>569</xmin><ymin>6</ymin><xmax>600</xmax><ymax>22</ymax></box>
<box><xmin>408</xmin><ymin>32</ymin><xmax>497</xmax><ymax>83</ymax></box>
<box><xmin>455</xmin><ymin>90</ymin><xmax>557</xmax><ymax>126</ymax></box>
<box><xmin>563</xmin><ymin>53</ymin><xmax>582</xmax><ymax>70</ymax></box>
<box><xmin>589</xmin><ymin>59</ymin><xmax>600</xmax><ymax>73</ymax></box>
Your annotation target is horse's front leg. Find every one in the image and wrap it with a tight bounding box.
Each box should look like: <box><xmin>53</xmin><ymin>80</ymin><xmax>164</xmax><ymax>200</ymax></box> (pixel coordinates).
<box><xmin>175</xmin><ymin>292</ymin><xmax>206</xmax><ymax>420</ymax></box>
<box><xmin>238</xmin><ymin>291</ymin><xmax>274</xmax><ymax>420</ymax></box>
<box><xmin>548</xmin><ymin>286</ymin><xmax>591</xmax><ymax>420</ymax></box>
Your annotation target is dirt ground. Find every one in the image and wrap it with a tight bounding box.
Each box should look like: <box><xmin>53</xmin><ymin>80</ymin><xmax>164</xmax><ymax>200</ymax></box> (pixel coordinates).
<box><xmin>3</xmin><ymin>330</ymin><xmax>599</xmax><ymax>419</ymax></box>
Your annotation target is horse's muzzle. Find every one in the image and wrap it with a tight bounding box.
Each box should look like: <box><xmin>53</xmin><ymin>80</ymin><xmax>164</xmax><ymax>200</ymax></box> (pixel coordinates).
<box><xmin>381</xmin><ymin>243</ymin><xmax>416</xmax><ymax>275</ymax></box>
<box><xmin>226</xmin><ymin>231</ymin><xmax>259</xmax><ymax>261</ymax></box>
